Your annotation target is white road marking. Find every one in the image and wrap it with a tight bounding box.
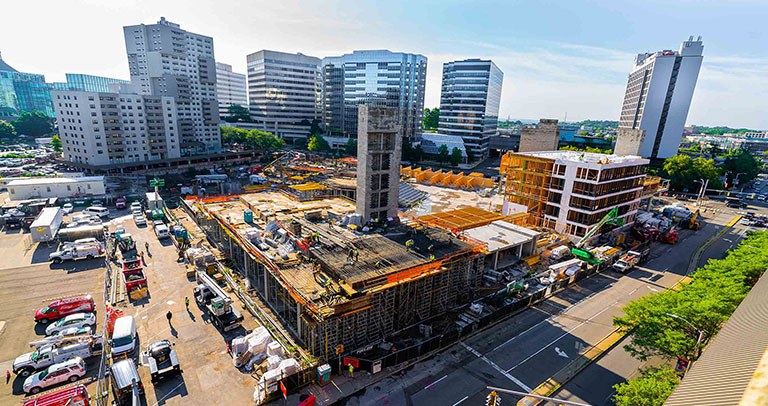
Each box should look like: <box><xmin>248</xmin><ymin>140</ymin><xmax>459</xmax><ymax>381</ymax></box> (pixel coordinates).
<box><xmin>331</xmin><ymin>379</ymin><xmax>342</xmax><ymax>393</ymax></box>
<box><xmin>151</xmin><ymin>380</ymin><xmax>185</xmax><ymax>406</ymax></box>
<box><xmin>492</xmin><ymin>290</ymin><xmax>601</xmax><ymax>352</ymax></box>
<box><xmin>461</xmin><ymin>342</ymin><xmax>532</xmax><ymax>392</ymax></box>
<box><xmin>451</xmin><ymin>395</ymin><xmax>469</xmax><ymax>406</ymax></box>
<box><xmin>505</xmin><ymin>299</ymin><xmax>618</xmax><ymax>373</ymax></box>
<box><xmin>555</xmin><ymin>347</ymin><xmax>569</xmax><ymax>358</ymax></box>
<box><xmin>424</xmin><ymin>375</ymin><xmax>447</xmax><ymax>390</ymax></box>
<box><xmin>646</xmin><ymin>286</ymin><xmax>659</xmax><ymax>292</ymax></box>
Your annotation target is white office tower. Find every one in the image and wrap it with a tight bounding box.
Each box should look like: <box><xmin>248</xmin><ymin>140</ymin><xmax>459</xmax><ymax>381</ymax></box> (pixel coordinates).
<box><xmin>246</xmin><ymin>50</ymin><xmax>321</xmax><ymax>144</ymax></box>
<box><xmin>216</xmin><ymin>63</ymin><xmax>247</xmax><ymax>118</ymax></box>
<box><xmin>123</xmin><ymin>17</ymin><xmax>220</xmax><ymax>155</ymax></box>
<box><xmin>616</xmin><ymin>37</ymin><xmax>703</xmax><ymax>159</ymax></box>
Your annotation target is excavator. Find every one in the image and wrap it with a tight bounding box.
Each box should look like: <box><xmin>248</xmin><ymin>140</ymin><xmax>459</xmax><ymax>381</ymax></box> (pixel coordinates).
<box><xmin>571</xmin><ymin>207</ymin><xmax>625</xmax><ymax>264</ymax></box>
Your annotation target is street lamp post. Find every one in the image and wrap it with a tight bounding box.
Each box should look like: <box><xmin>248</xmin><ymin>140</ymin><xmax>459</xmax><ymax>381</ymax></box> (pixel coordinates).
<box><xmin>666</xmin><ymin>312</ymin><xmax>705</xmax><ymax>374</ymax></box>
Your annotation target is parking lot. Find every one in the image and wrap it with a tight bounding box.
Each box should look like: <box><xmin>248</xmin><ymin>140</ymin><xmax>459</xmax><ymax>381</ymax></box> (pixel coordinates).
<box><xmin>0</xmin><ymin>204</ymin><xmax>258</xmax><ymax>405</ymax></box>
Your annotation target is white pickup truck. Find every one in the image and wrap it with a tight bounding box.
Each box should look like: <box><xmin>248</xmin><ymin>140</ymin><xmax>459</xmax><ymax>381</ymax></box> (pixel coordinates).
<box><xmin>12</xmin><ymin>342</ymin><xmax>92</xmax><ymax>377</ymax></box>
<box><xmin>49</xmin><ymin>243</ymin><xmax>104</xmax><ymax>264</ymax></box>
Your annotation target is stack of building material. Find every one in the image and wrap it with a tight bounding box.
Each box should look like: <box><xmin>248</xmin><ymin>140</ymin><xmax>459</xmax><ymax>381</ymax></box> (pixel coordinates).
<box><xmin>398</xmin><ymin>182</ymin><xmax>428</xmax><ymax>208</ymax></box>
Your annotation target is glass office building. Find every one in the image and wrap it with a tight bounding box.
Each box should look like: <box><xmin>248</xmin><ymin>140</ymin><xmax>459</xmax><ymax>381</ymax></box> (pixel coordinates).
<box><xmin>438</xmin><ymin>59</ymin><xmax>504</xmax><ymax>162</ymax></box>
<box><xmin>57</xmin><ymin>74</ymin><xmax>130</xmax><ymax>93</ymax></box>
<box><xmin>321</xmin><ymin>50</ymin><xmax>427</xmax><ymax>144</ymax></box>
<box><xmin>0</xmin><ymin>54</ymin><xmax>54</xmax><ymax>117</ymax></box>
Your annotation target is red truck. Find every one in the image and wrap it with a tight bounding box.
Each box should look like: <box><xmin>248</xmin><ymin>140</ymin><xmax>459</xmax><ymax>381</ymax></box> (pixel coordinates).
<box><xmin>115</xmin><ymin>197</ymin><xmax>127</xmax><ymax>209</ymax></box>
<box><xmin>35</xmin><ymin>295</ymin><xmax>95</xmax><ymax>324</ymax></box>
<box><xmin>23</xmin><ymin>384</ymin><xmax>89</xmax><ymax>406</ymax></box>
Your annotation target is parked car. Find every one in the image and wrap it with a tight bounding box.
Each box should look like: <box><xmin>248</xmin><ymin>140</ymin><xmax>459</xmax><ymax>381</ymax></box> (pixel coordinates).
<box><xmin>23</xmin><ymin>357</ymin><xmax>86</xmax><ymax>394</ymax></box>
<box><xmin>130</xmin><ymin>202</ymin><xmax>142</xmax><ymax>212</ymax></box>
<box><xmin>35</xmin><ymin>295</ymin><xmax>95</xmax><ymax>324</ymax></box>
<box><xmin>115</xmin><ymin>198</ymin><xmax>127</xmax><ymax>209</ymax></box>
<box><xmin>45</xmin><ymin>313</ymin><xmax>96</xmax><ymax>336</ymax></box>
<box><xmin>85</xmin><ymin>206</ymin><xmax>109</xmax><ymax>218</ymax></box>
<box><xmin>134</xmin><ymin>214</ymin><xmax>147</xmax><ymax>226</ymax></box>
<box><xmin>62</xmin><ymin>203</ymin><xmax>74</xmax><ymax>214</ymax></box>
<box><xmin>155</xmin><ymin>223</ymin><xmax>170</xmax><ymax>239</ymax></box>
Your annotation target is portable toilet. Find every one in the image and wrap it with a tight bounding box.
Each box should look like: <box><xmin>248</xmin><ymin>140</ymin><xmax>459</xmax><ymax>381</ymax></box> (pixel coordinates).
<box><xmin>317</xmin><ymin>364</ymin><xmax>331</xmax><ymax>386</ymax></box>
<box><xmin>244</xmin><ymin>209</ymin><xmax>254</xmax><ymax>223</ymax></box>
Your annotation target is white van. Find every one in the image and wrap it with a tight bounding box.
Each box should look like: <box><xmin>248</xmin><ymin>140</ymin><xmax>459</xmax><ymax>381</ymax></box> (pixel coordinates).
<box><xmin>111</xmin><ymin>316</ymin><xmax>137</xmax><ymax>359</ymax></box>
<box><xmin>85</xmin><ymin>206</ymin><xmax>110</xmax><ymax>218</ymax></box>
<box><xmin>155</xmin><ymin>224</ymin><xmax>170</xmax><ymax>239</ymax></box>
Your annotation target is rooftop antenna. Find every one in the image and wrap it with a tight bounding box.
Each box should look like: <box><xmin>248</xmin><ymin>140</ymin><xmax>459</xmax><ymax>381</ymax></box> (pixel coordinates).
<box><xmin>563</xmin><ymin>112</ymin><xmax>568</xmax><ymax>123</ymax></box>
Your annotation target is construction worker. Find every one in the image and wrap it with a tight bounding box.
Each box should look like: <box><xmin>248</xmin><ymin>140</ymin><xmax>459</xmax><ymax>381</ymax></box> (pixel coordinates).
<box><xmin>145</xmin><ymin>241</ymin><xmax>150</xmax><ymax>254</ymax></box>
<box><xmin>354</xmin><ymin>249</ymin><xmax>360</xmax><ymax>262</ymax></box>
<box><xmin>166</xmin><ymin>310</ymin><xmax>173</xmax><ymax>325</ymax></box>
<box><xmin>314</xmin><ymin>231</ymin><xmax>320</xmax><ymax>243</ymax></box>
<box><xmin>348</xmin><ymin>364</ymin><xmax>354</xmax><ymax>378</ymax></box>
<box><xmin>429</xmin><ymin>254</ymin><xmax>436</xmax><ymax>261</ymax></box>
<box><xmin>405</xmin><ymin>239</ymin><xmax>415</xmax><ymax>250</ymax></box>
<box><xmin>184</xmin><ymin>296</ymin><xmax>190</xmax><ymax>309</ymax></box>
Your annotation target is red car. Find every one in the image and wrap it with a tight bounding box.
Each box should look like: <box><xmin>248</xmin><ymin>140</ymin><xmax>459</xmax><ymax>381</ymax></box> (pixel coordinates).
<box><xmin>23</xmin><ymin>384</ymin><xmax>89</xmax><ymax>406</ymax></box>
<box><xmin>35</xmin><ymin>295</ymin><xmax>95</xmax><ymax>324</ymax></box>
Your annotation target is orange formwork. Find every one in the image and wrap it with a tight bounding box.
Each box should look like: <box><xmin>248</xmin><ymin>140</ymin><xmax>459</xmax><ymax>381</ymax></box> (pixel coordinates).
<box><xmin>416</xmin><ymin>207</ymin><xmax>506</xmax><ymax>233</ymax></box>
<box><xmin>401</xmin><ymin>166</ymin><xmax>497</xmax><ymax>190</ymax></box>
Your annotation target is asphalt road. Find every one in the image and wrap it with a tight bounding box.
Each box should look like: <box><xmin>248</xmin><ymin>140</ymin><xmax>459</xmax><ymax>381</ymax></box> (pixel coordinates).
<box><xmin>339</xmin><ymin>207</ymin><xmax>741</xmax><ymax>406</ymax></box>
<box><xmin>550</xmin><ymin>202</ymin><xmax>758</xmax><ymax>406</ymax></box>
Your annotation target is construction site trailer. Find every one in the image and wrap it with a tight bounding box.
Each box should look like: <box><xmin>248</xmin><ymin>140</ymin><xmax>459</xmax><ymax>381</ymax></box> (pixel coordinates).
<box><xmin>30</xmin><ymin>207</ymin><xmax>63</xmax><ymax>243</ymax></box>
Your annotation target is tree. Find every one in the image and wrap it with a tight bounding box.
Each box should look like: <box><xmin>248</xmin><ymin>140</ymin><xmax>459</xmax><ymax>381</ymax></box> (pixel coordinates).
<box><xmin>12</xmin><ymin>111</ymin><xmax>52</xmax><ymax>136</ymax></box>
<box><xmin>50</xmin><ymin>134</ymin><xmax>62</xmax><ymax>152</ymax></box>
<box><xmin>220</xmin><ymin>126</ymin><xmax>285</xmax><ymax>151</ymax></box>
<box><xmin>437</xmin><ymin>144</ymin><xmax>449</xmax><ymax>163</ymax></box>
<box><xmin>612</xmin><ymin>366</ymin><xmax>680</xmax><ymax>406</ymax></box>
<box><xmin>0</xmin><ymin>120</ymin><xmax>16</xmax><ymax>140</ymax></box>
<box><xmin>449</xmin><ymin>147</ymin><xmax>463</xmax><ymax>166</ymax></box>
<box><xmin>422</xmin><ymin>108</ymin><xmax>439</xmax><ymax>131</ymax></box>
<box><xmin>344</xmin><ymin>138</ymin><xmax>358</xmax><ymax>156</ymax></box>
<box><xmin>722</xmin><ymin>148</ymin><xmax>760</xmax><ymax>187</ymax></box>
<box><xmin>662</xmin><ymin>154</ymin><xmax>722</xmax><ymax>192</ymax></box>
<box><xmin>224</xmin><ymin>104</ymin><xmax>252</xmax><ymax>122</ymax></box>
<box><xmin>307</xmin><ymin>134</ymin><xmax>330</xmax><ymax>152</ymax></box>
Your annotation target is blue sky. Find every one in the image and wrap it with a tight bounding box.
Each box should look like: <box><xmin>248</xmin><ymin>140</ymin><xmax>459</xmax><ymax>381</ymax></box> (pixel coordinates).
<box><xmin>2</xmin><ymin>0</ymin><xmax>766</xmax><ymax>128</ymax></box>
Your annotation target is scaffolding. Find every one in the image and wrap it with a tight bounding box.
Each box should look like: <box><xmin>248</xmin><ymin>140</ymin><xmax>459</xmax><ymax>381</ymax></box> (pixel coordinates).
<box><xmin>500</xmin><ymin>153</ymin><xmax>554</xmax><ymax>227</ymax></box>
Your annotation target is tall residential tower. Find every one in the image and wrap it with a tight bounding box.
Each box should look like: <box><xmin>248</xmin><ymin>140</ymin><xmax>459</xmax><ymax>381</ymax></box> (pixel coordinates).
<box><xmin>123</xmin><ymin>17</ymin><xmax>220</xmax><ymax>155</ymax></box>
<box><xmin>322</xmin><ymin>50</ymin><xmax>427</xmax><ymax>149</ymax></box>
<box><xmin>246</xmin><ymin>50</ymin><xmax>321</xmax><ymax>144</ymax></box>
<box><xmin>438</xmin><ymin>59</ymin><xmax>503</xmax><ymax>161</ymax></box>
<box><xmin>615</xmin><ymin>37</ymin><xmax>703</xmax><ymax>159</ymax></box>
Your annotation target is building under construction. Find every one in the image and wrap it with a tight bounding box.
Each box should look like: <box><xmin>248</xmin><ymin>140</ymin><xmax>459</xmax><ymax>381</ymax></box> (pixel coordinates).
<box><xmin>186</xmin><ymin>192</ymin><xmax>485</xmax><ymax>361</ymax></box>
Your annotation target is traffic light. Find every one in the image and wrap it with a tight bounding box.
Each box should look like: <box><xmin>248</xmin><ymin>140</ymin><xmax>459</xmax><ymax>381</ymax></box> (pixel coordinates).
<box><xmin>486</xmin><ymin>390</ymin><xmax>501</xmax><ymax>406</ymax></box>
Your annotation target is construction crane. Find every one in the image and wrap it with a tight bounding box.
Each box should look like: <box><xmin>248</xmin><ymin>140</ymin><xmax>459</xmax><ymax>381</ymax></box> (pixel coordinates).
<box><xmin>261</xmin><ymin>150</ymin><xmax>304</xmax><ymax>185</ymax></box>
<box><xmin>571</xmin><ymin>207</ymin><xmax>624</xmax><ymax>264</ymax></box>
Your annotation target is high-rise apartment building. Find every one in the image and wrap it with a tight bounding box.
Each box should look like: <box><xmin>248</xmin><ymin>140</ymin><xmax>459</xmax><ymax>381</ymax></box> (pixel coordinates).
<box><xmin>322</xmin><ymin>50</ymin><xmax>427</xmax><ymax>149</ymax></box>
<box><xmin>438</xmin><ymin>59</ymin><xmax>503</xmax><ymax>161</ymax></box>
<box><xmin>500</xmin><ymin>150</ymin><xmax>648</xmax><ymax>240</ymax></box>
<box><xmin>52</xmin><ymin>90</ymin><xmax>180</xmax><ymax>166</ymax></box>
<box><xmin>50</xmin><ymin>74</ymin><xmax>130</xmax><ymax>93</ymax></box>
<box><xmin>246</xmin><ymin>50</ymin><xmax>321</xmax><ymax>143</ymax></box>
<box><xmin>0</xmin><ymin>52</ymin><xmax>55</xmax><ymax>117</ymax></box>
<box><xmin>123</xmin><ymin>17</ymin><xmax>220</xmax><ymax>155</ymax></box>
<box><xmin>215</xmin><ymin>62</ymin><xmax>247</xmax><ymax>118</ymax></box>
<box><xmin>615</xmin><ymin>37</ymin><xmax>703</xmax><ymax>159</ymax></box>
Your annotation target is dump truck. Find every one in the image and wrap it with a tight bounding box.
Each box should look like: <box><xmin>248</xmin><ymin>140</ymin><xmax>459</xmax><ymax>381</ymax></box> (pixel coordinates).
<box><xmin>193</xmin><ymin>271</ymin><xmax>243</xmax><ymax>332</ymax></box>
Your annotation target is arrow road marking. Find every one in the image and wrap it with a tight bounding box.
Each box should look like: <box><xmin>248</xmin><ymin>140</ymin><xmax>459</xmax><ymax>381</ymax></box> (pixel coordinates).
<box><xmin>555</xmin><ymin>347</ymin><xmax>569</xmax><ymax>358</ymax></box>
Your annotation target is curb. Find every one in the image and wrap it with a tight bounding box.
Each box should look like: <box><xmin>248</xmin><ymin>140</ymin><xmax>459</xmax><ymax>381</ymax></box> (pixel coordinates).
<box><xmin>687</xmin><ymin>214</ymin><xmax>741</xmax><ymax>275</ymax></box>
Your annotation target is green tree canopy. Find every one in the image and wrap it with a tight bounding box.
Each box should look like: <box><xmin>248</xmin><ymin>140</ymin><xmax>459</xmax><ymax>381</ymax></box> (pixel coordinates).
<box><xmin>612</xmin><ymin>366</ymin><xmax>680</xmax><ymax>406</ymax></box>
<box><xmin>662</xmin><ymin>154</ymin><xmax>722</xmax><ymax>192</ymax></box>
<box><xmin>0</xmin><ymin>120</ymin><xmax>16</xmax><ymax>140</ymax></box>
<box><xmin>220</xmin><ymin>126</ymin><xmax>285</xmax><ymax>151</ymax></box>
<box><xmin>559</xmin><ymin>145</ymin><xmax>613</xmax><ymax>154</ymax></box>
<box><xmin>12</xmin><ymin>111</ymin><xmax>52</xmax><ymax>136</ymax></box>
<box><xmin>422</xmin><ymin>108</ymin><xmax>439</xmax><ymax>131</ymax></box>
<box><xmin>223</xmin><ymin>104</ymin><xmax>252</xmax><ymax>122</ymax></box>
<box><xmin>449</xmin><ymin>147</ymin><xmax>463</xmax><ymax>166</ymax></box>
<box><xmin>722</xmin><ymin>148</ymin><xmax>760</xmax><ymax>186</ymax></box>
<box><xmin>344</xmin><ymin>138</ymin><xmax>357</xmax><ymax>156</ymax></box>
<box><xmin>437</xmin><ymin>144</ymin><xmax>449</xmax><ymax>163</ymax></box>
<box><xmin>50</xmin><ymin>134</ymin><xmax>62</xmax><ymax>152</ymax></box>
<box><xmin>307</xmin><ymin>133</ymin><xmax>331</xmax><ymax>152</ymax></box>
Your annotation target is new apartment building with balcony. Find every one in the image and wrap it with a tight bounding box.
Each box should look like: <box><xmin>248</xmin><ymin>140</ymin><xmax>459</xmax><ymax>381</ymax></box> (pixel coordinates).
<box><xmin>500</xmin><ymin>150</ymin><xmax>649</xmax><ymax>240</ymax></box>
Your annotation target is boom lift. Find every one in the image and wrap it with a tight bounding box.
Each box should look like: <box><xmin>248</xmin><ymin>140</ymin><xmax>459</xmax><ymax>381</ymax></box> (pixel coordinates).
<box><xmin>571</xmin><ymin>207</ymin><xmax>624</xmax><ymax>264</ymax></box>
<box><xmin>193</xmin><ymin>271</ymin><xmax>243</xmax><ymax>332</ymax></box>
